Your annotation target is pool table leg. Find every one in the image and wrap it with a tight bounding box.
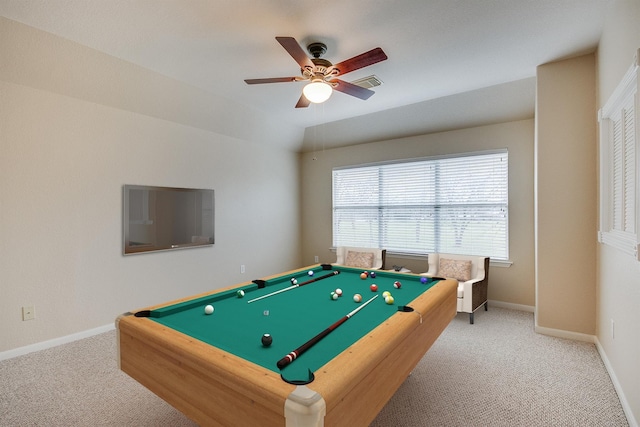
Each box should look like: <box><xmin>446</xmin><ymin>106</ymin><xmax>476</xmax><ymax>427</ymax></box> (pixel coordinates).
<box><xmin>284</xmin><ymin>385</ymin><xmax>326</xmax><ymax>427</ymax></box>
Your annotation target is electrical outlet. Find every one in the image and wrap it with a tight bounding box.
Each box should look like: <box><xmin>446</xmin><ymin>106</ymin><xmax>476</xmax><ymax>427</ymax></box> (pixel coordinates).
<box><xmin>22</xmin><ymin>306</ymin><xmax>35</xmax><ymax>321</ymax></box>
<box><xmin>240</xmin><ymin>264</ymin><xmax>246</xmax><ymax>274</ymax></box>
<box><xmin>314</xmin><ymin>255</ymin><xmax>319</xmax><ymax>263</ymax></box>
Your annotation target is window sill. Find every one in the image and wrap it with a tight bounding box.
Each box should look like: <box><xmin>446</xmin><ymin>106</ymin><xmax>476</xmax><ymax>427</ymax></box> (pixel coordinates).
<box><xmin>599</xmin><ymin>230</ymin><xmax>640</xmax><ymax>260</ymax></box>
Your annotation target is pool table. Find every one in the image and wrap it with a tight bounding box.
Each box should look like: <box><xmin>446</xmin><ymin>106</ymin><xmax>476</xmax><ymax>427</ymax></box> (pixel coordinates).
<box><xmin>116</xmin><ymin>264</ymin><xmax>456</xmax><ymax>427</ymax></box>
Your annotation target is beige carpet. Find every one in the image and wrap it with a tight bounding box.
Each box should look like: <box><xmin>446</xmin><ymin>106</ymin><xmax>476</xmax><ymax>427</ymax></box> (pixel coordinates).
<box><xmin>0</xmin><ymin>307</ymin><xmax>629</xmax><ymax>426</ymax></box>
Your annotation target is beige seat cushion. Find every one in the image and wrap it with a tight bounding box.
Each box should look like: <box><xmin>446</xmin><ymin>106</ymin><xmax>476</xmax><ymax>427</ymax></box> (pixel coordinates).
<box><xmin>345</xmin><ymin>251</ymin><xmax>375</xmax><ymax>269</ymax></box>
<box><xmin>439</xmin><ymin>258</ymin><xmax>472</xmax><ymax>282</ymax></box>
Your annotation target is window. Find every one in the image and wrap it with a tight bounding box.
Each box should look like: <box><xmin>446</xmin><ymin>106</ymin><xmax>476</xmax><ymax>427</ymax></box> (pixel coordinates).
<box><xmin>332</xmin><ymin>150</ymin><xmax>508</xmax><ymax>260</ymax></box>
<box><xmin>598</xmin><ymin>50</ymin><xmax>640</xmax><ymax>260</ymax></box>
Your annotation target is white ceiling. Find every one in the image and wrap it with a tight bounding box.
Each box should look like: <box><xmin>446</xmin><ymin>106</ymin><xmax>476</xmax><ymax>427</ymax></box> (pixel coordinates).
<box><xmin>0</xmin><ymin>0</ymin><xmax>610</xmax><ymax>148</ymax></box>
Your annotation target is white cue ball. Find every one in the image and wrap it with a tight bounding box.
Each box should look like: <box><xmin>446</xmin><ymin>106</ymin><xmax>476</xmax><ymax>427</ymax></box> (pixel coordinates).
<box><xmin>204</xmin><ymin>304</ymin><xmax>214</xmax><ymax>315</ymax></box>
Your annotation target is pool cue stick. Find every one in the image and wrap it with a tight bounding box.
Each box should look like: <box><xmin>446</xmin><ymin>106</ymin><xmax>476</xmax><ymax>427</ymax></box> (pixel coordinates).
<box><xmin>247</xmin><ymin>270</ymin><xmax>340</xmax><ymax>304</ymax></box>
<box><xmin>276</xmin><ymin>294</ymin><xmax>379</xmax><ymax>369</ymax></box>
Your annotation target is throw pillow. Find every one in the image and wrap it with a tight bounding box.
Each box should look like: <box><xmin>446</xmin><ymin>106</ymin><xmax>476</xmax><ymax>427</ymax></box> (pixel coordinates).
<box><xmin>345</xmin><ymin>251</ymin><xmax>375</xmax><ymax>269</ymax></box>
<box><xmin>438</xmin><ymin>258</ymin><xmax>472</xmax><ymax>282</ymax></box>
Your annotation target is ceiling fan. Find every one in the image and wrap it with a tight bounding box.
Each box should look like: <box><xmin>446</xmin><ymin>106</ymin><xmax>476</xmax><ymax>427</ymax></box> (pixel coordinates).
<box><xmin>244</xmin><ymin>36</ymin><xmax>388</xmax><ymax>108</ymax></box>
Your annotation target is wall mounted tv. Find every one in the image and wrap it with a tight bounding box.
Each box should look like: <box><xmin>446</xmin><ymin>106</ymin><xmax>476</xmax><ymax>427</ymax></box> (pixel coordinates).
<box><xmin>123</xmin><ymin>185</ymin><xmax>214</xmax><ymax>255</ymax></box>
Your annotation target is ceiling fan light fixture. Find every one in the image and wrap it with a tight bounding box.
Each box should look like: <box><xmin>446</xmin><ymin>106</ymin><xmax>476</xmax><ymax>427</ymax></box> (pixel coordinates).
<box><xmin>303</xmin><ymin>81</ymin><xmax>332</xmax><ymax>104</ymax></box>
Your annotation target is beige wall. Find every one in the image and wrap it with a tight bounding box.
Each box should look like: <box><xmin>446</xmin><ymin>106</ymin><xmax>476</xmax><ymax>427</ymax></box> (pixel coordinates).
<box><xmin>535</xmin><ymin>54</ymin><xmax>597</xmax><ymax>336</ymax></box>
<box><xmin>0</xmin><ymin>19</ymin><xmax>303</xmax><ymax>352</ymax></box>
<box><xmin>300</xmin><ymin>120</ymin><xmax>536</xmax><ymax>308</ymax></box>
<box><xmin>596</xmin><ymin>0</ymin><xmax>640</xmax><ymax>423</ymax></box>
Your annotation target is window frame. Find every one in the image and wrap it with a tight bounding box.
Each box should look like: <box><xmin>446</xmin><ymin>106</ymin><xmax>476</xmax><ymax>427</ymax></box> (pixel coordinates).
<box><xmin>598</xmin><ymin>49</ymin><xmax>640</xmax><ymax>260</ymax></box>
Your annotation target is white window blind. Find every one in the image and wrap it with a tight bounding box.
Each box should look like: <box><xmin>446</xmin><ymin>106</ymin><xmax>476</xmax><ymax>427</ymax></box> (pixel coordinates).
<box><xmin>611</xmin><ymin>102</ymin><xmax>637</xmax><ymax>233</ymax></box>
<box><xmin>332</xmin><ymin>150</ymin><xmax>508</xmax><ymax>260</ymax></box>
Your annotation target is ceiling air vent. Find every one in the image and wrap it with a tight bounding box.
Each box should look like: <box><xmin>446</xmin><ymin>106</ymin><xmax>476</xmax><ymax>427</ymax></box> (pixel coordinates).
<box><xmin>351</xmin><ymin>75</ymin><xmax>383</xmax><ymax>89</ymax></box>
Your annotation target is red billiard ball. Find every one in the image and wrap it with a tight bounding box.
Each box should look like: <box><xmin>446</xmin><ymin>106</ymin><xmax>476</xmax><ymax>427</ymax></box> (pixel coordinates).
<box><xmin>370</xmin><ymin>284</ymin><xmax>378</xmax><ymax>292</ymax></box>
<box><xmin>393</xmin><ymin>281</ymin><xmax>402</xmax><ymax>289</ymax></box>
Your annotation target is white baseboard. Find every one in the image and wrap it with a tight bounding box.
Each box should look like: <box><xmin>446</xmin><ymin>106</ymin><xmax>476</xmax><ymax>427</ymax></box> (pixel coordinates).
<box><xmin>488</xmin><ymin>299</ymin><xmax>535</xmax><ymax>313</ymax></box>
<box><xmin>0</xmin><ymin>323</ymin><xmax>115</xmax><ymax>362</ymax></box>
<box><xmin>594</xmin><ymin>337</ymin><xmax>638</xmax><ymax>427</ymax></box>
<box><xmin>534</xmin><ymin>324</ymin><xmax>596</xmax><ymax>343</ymax></box>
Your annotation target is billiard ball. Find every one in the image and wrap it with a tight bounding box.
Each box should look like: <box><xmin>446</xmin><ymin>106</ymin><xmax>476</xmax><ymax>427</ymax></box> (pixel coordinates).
<box><xmin>204</xmin><ymin>304</ymin><xmax>214</xmax><ymax>315</ymax></box>
<box><xmin>335</xmin><ymin>288</ymin><xmax>343</xmax><ymax>297</ymax></box>
<box><xmin>370</xmin><ymin>272</ymin><xmax>376</xmax><ymax>278</ymax></box>
<box><xmin>393</xmin><ymin>281</ymin><xmax>402</xmax><ymax>289</ymax></box>
<box><xmin>308</xmin><ymin>270</ymin><xmax>314</xmax><ymax>276</ymax></box>
<box><xmin>237</xmin><ymin>290</ymin><xmax>245</xmax><ymax>298</ymax></box>
<box><xmin>360</xmin><ymin>272</ymin><xmax>368</xmax><ymax>279</ymax></box>
<box><xmin>261</xmin><ymin>333</ymin><xmax>272</xmax><ymax>347</ymax></box>
<box><xmin>385</xmin><ymin>295</ymin><xmax>395</xmax><ymax>305</ymax></box>
<box><xmin>382</xmin><ymin>290</ymin><xmax>391</xmax><ymax>298</ymax></box>
<box><xmin>370</xmin><ymin>284</ymin><xmax>378</xmax><ymax>292</ymax></box>
<box><xmin>290</xmin><ymin>277</ymin><xmax>298</xmax><ymax>284</ymax></box>
<box><xmin>353</xmin><ymin>293</ymin><xmax>363</xmax><ymax>303</ymax></box>
<box><xmin>420</xmin><ymin>277</ymin><xmax>428</xmax><ymax>284</ymax></box>
<box><xmin>330</xmin><ymin>291</ymin><xmax>339</xmax><ymax>300</ymax></box>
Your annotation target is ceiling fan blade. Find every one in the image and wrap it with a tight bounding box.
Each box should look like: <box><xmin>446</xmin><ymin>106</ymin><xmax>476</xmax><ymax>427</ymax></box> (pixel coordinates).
<box><xmin>333</xmin><ymin>79</ymin><xmax>375</xmax><ymax>100</ymax></box>
<box><xmin>276</xmin><ymin>36</ymin><xmax>314</xmax><ymax>69</ymax></box>
<box><xmin>244</xmin><ymin>77</ymin><xmax>298</xmax><ymax>84</ymax></box>
<box><xmin>295</xmin><ymin>93</ymin><xmax>311</xmax><ymax>108</ymax></box>
<box><xmin>330</xmin><ymin>47</ymin><xmax>388</xmax><ymax>76</ymax></box>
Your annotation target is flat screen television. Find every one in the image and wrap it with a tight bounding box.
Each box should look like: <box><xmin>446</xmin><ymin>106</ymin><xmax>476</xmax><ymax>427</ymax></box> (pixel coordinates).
<box><xmin>123</xmin><ymin>185</ymin><xmax>214</xmax><ymax>255</ymax></box>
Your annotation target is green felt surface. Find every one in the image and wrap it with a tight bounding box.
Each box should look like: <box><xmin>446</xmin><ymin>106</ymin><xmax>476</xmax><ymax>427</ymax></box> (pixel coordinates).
<box><xmin>147</xmin><ymin>265</ymin><xmax>438</xmax><ymax>381</ymax></box>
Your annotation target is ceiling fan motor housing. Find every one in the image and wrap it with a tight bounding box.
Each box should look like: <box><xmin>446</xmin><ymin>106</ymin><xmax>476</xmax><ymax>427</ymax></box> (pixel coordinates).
<box><xmin>303</xmin><ymin>58</ymin><xmax>334</xmax><ymax>81</ymax></box>
<box><xmin>302</xmin><ymin>42</ymin><xmax>335</xmax><ymax>81</ymax></box>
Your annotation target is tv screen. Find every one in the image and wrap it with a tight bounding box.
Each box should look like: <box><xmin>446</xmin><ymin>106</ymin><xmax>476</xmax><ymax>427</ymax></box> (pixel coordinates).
<box><xmin>123</xmin><ymin>185</ymin><xmax>214</xmax><ymax>255</ymax></box>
